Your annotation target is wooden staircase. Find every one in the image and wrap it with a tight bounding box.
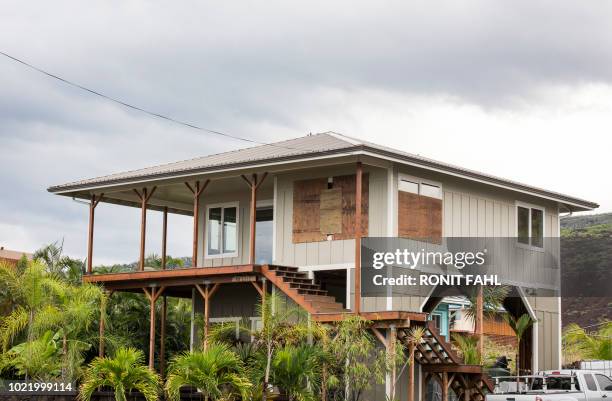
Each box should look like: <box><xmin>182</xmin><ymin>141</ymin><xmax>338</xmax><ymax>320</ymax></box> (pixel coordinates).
<box><xmin>410</xmin><ymin>322</ymin><xmax>494</xmax><ymax>401</ymax></box>
<box><xmin>262</xmin><ymin>264</ymin><xmax>493</xmax><ymax>401</ymax></box>
<box><xmin>261</xmin><ymin>265</ymin><xmax>345</xmax><ymax>314</ymax></box>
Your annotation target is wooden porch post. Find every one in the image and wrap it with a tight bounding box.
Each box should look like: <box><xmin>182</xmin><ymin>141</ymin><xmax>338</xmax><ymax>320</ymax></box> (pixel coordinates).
<box><xmin>475</xmin><ymin>285</ymin><xmax>484</xmax><ymax>360</ymax></box>
<box><xmin>389</xmin><ymin>325</ymin><xmax>397</xmax><ymax>399</ymax></box>
<box><xmin>408</xmin><ymin>341</ymin><xmax>415</xmax><ymax>401</ymax></box>
<box><xmin>161</xmin><ymin>206</ymin><xmax>168</xmax><ymax>269</ymax></box>
<box><xmin>241</xmin><ymin>173</ymin><xmax>268</xmax><ymax>265</ymax></box>
<box><xmin>442</xmin><ymin>372</ymin><xmax>449</xmax><ymax>401</ymax></box>
<box><xmin>143</xmin><ymin>286</ymin><xmax>165</xmax><ymax>370</ymax></box>
<box><xmin>134</xmin><ymin>187</ymin><xmax>157</xmax><ymax>271</ymax></box>
<box><xmin>354</xmin><ymin>162</ymin><xmax>363</xmax><ymax>314</ymax></box>
<box><xmin>463</xmin><ymin>377</ymin><xmax>471</xmax><ymax>401</ymax></box>
<box><xmin>195</xmin><ymin>283</ymin><xmax>219</xmax><ymax>350</ymax></box>
<box><xmin>185</xmin><ymin>180</ymin><xmax>210</xmax><ymax>267</ymax></box>
<box><xmin>251</xmin><ymin>279</ymin><xmax>267</xmax><ymax>329</ymax></box>
<box><xmin>98</xmin><ymin>290</ymin><xmax>111</xmax><ymax>357</ymax></box>
<box><xmin>87</xmin><ymin>194</ymin><xmax>103</xmax><ymax>274</ymax></box>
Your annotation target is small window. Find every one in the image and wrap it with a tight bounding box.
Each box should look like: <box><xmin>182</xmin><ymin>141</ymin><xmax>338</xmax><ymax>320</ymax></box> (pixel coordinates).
<box><xmin>584</xmin><ymin>374</ymin><xmax>598</xmax><ymax>391</ymax></box>
<box><xmin>516</xmin><ymin>204</ymin><xmax>544</xmax><ymax>248</ymax></box>
<box><xmin>398</xmin><ymin>175</ymin><xmax>442</xmax><ymax>199</ymax></box>
<box><xmin>431</xmin><ymin>314</ymin><xmax>442</xmax><ymax>329</ymax></box>
<box><xmin>596</xmin><ymin>374</ymin><xmax>612</xmax><ymax>391</ymax></box>
<box><xmin>207</xmin><ymin>204</ymin><xmax>239</xmax><ymax>258</ymax></box>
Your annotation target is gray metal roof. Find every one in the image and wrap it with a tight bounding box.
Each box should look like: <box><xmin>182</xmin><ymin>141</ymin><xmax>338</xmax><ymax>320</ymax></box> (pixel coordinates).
<box><xmin>47</xmin><ymin>132</ymin><xmax>598</xmax><ymax>210</ymax></box>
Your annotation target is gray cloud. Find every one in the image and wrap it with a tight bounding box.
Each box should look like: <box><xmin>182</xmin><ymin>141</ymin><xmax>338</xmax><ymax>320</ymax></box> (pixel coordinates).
<box><xmin>1</xmin><ymin>0</ymin><xmax>610</xmax><ymax>263</ymax></box>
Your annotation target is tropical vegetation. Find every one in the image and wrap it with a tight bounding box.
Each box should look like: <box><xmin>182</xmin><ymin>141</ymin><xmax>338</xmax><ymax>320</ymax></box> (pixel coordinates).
<box><xmin>503</xmin><ymin>313</ymin><xmax>534</xmax><ymax>375</ymax></box>
<box><xmin>0</xmin><ymin>242</ymin><xmax>399</xmax><ymax>401</ymax></box>
<box><xmin>165</xmin><ymin>343</ymin><xmax>251</xmax><ymax>401</ymax></box>
<box><xmin>79</xmin><ymin>347</ymin><xmax>160</xmax><ymax>401</ymax></box>
<box><xmin>563</xmin><ymin>321</ymin><xmax>612</xmax><ymax>363</ymax></box>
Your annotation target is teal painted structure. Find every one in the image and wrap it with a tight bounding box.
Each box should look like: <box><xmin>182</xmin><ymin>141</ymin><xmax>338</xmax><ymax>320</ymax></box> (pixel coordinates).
<box><xmin>429</xmin><ymin>303</ymin><xmax>450</xmax><ymax>341</ymax></box>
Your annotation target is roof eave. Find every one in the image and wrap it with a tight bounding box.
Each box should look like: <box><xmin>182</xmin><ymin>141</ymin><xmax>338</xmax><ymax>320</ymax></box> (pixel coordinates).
<box><xmin>47</xmin><ymin>144</ymin><xmax>599</xmax><ymax>212</ymax></box>
<box><xmin>47</xmin><ymin>147</ymin><xmax>362</xmax><ymax>194</ymax></box>
<box><xmin>358</xmin><ymin>146</ymin><xmax>599</xmax><ymax>211</ymax></box>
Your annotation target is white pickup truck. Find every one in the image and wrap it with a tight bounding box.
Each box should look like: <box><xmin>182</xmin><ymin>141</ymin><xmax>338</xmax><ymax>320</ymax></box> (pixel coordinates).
<box><xmin>486</xmin><ymin>370</ymin><xmax>612</xmax><ymax>401</ymax></box>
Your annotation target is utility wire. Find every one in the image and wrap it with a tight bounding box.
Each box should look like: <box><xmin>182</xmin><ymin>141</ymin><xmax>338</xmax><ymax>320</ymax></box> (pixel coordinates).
<box><xmin>0</xmin><ymin>50</ymin><xmax>303</xmax><ymax>151</ymax></box>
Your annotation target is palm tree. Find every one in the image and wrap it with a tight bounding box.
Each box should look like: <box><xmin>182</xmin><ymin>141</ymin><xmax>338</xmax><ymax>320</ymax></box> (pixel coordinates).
<box><xmin>504</xmin><ymin>313</ymin><xmax>534</xmax><ymax>376</ymax></box>
<box><xmin>0</xmin><ymin>330</ymin><xmax>62</xmax><ymax>380</ymax></box>
<box><xmin>79</xmin><ymin>347</ymin><xmax>160</xmax><ymax>401</ymax></box>
<box><xmin>563</xmin><ymin>322</ymin><xmax>612</xmax><ymax>362</ymax></box>
<box><xmin>452</xmin><ymin>334</ymin><xmax>480</xmax><ymax>365</ymax></box>
<box><xmin>206</xmin><ymin>293</ymin><xmax>311</xmax><ymax>400</ymax></box>
<box><xmin>328</xmin><ymin>315</ymin><xmax>386</xmax><ymax>401</ymax></box>
<box><xmin>403</xmin><ymin>327</ymin><xmax>425</xmax><ymax>401</ymax></box>
<box><xmin>253</xmin><ymin>293</ymin><xmax>309</xmax><ymax>400</ymax></box>
<box><xmin>165</xmin><ymin>343</ymin><xmax>251</xmax><ymax>401</ymax></box>
<box><xmin>33</xmin><ymin>241</ymin><xmax>84</xmax><ymax>284</ymax></box>
<box><xmin>463</xmin><ymin>286</ymin><xmax>510</xmax><ymax>322</ymax></box>
<box><xmin>0</xmin><ymin>261</ymin><xmax>66</xmax><ymax>354</ymax></box>
<box><xmin>272</xmin><ymin>344</ymin><xmax>323</xmax><ymax>401</ymax></box>
<box><xmin>31</xmin><ymin>283</ymin><xmax>106</xmax><ymax>381</ymax></box>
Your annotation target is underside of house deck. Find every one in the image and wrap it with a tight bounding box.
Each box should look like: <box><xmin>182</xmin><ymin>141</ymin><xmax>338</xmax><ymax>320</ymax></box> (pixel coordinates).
<box><xmin>83</xmin><ymin>263</ymin><xmax>428</xmax><ymax>321</ymax></box>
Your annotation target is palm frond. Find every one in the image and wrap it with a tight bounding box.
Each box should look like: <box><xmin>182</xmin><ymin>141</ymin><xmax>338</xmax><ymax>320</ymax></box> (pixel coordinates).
<box><xmin>0</xmin><ymin>306</ymin><xmax>29</xmax><ymax>351</ymax></box>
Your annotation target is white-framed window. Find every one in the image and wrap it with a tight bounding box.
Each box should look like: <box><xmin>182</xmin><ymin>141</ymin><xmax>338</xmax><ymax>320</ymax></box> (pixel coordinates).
<box><xmin>516</xmin><ymin>202</ymin><xmax>545</xmax><ymax>248</ymax></box>
<box><xmin>205</xmin><ymin>202</ymin><xmax>239</xmax><ymax>258</ymax></box>
<box><xmin>398</xmin><ymin>174</ymin><xmax>442</xmax><ymax>199</ymax></box>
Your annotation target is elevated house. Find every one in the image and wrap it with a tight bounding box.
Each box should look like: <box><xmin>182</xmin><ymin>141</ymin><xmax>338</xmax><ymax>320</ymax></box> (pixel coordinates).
<box><xmin>48</xmin><ymin>132</ymin><xmax>597</xmax><ymax>401</ymax></box>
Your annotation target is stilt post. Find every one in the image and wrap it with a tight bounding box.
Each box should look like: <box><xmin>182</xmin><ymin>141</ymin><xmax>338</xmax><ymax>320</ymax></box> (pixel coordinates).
<box><xmin>408</xmin><ymin>341</ymin><xmax>415</xmax><ymax>401</ymax></box>
<box><xmin>354</xmin><ymin>162</ymin><xmax>363</xmax><ymax>314</ymax></box>
<box><xmin>185</xmin><ymin>180</ymin><xmax>210</xmax><ymax>267</ymax></box>
<box><xmin>134</xmin><ymin>187</ymin><xmax>156</xmax><ymax>271</ymax></box>
<box><xmin>241</xmin><ymin>172</ymin><xmax>268</xmax><ymax>265</ymax></box>
<box><xmin>161</xmin><ymin>206</ymin><xmax>168</xmax><ymax>269</ymax></box>
<box><xmin>143</xmin><ymin>286</ymin><xmax>165</xmax><ymax>370</ymax></box>
<box><xmin>87</xmin><ymin>194</ymin><xmax>103</xmax><ymax>273</ymax></box>
<box><xmin>475</xmin><ymin>285</ymin><xmax>484</xmax><ymax>360</ymax></box>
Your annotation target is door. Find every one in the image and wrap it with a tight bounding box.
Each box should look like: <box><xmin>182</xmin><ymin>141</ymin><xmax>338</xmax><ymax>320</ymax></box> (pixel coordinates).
<box><xmin>595</xmin><ymin>374</ymin><xmax>612</xmax><ymax>400</ymax></box>
<box><xmin>583</xmin><ymin>373</ymin><xmax>604</xmax><ymax>401</ymax></box>
<box><xmin>255</xmin><ymin>206</ymin><xmax>273</xmax><ymax>264</ymax></box>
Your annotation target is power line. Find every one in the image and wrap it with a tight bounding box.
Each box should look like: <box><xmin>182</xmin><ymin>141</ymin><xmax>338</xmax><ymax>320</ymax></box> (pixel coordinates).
<box><xmin>0</xmin><ymin>50</ymin><xmax>301</xmax><ymax>151</ymax></box>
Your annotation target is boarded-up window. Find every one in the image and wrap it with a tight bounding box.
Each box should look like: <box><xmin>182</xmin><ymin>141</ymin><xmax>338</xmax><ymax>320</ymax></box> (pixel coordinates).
<box><xmin>293</xmin><ymin>174</ymin><xmax>369</xmax><ymax>243</ymax></box>
<box><xmin>320</xmin><ymin>188</ymin><xmax>342</xmax><ymax>235</ymax></box>
<box><xmin>398</xmin><ymin>192</ymin><xmax>442</xmax><ymax>243</ymax></box>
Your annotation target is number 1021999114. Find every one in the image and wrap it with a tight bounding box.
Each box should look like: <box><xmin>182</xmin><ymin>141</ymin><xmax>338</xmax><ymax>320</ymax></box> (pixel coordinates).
<box><xmin>4</xmin><ymin>381</ymin><xmax>74</xmax><ymax>393</ymax></box>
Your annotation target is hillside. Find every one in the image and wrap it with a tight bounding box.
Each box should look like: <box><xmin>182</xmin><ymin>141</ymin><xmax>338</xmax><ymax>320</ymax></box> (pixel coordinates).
<box><xmin>561</xmin><ymin>212</ymin><xmax>612</xmax><ymax>230</ymax></box>
<box><xmin>560</xmin><ymin>213</ymin><xmax>612</xmax><ymax>328</ymax></box>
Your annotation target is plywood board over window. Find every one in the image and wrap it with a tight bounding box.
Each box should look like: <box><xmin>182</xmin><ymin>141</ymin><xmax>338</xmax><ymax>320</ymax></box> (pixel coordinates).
<box><xmin>292</xmin><ymin>174</ymin><xmax>369</xmax><ymax>243</ymax></box>
<box><xmin>398</xmin><ymin>192</ymin><xmax>442</xmax><ymax>243</ymax></box>
<box><xmin>320</xmin><ymin>188</ymin><xmax>342</xmax><ymax>235</ymax></box>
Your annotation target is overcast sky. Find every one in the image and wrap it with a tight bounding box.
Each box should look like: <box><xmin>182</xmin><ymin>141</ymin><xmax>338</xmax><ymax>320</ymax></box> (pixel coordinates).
<box><xmin>1</xmin><ymin>1</ymin><xmax>611</xmax><ymax>265</ymax></box>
